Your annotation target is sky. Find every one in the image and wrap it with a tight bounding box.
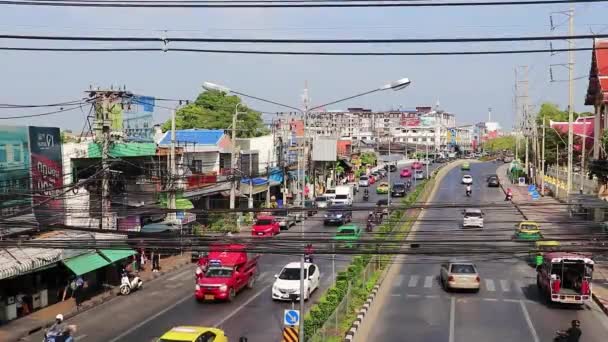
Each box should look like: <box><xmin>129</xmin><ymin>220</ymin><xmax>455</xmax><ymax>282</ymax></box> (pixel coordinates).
<box><xmin>1</xmin><ymin>1</ymin><xmax>608</xmax><ymax>132</ymax></box>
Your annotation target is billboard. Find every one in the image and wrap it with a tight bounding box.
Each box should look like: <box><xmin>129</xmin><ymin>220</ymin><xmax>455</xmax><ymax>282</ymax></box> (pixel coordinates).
<box><xmin>0</xmin><ymin>126</ymin><xmax>31</xmax><ymax>214</ymax></box>
<box><xmin>28</xmin><ymin>127</ymin><xmax>64</xmax><ymax>225</ymax></box>
<box><xmin>123</xmin><ymin>95</ymin><xmax>155</xmax><ymax>142</ymax></box>
<box><xmin>419</xmin><ymin>116</ymin><xmax>437</xmax><ymax>127</ymax></box>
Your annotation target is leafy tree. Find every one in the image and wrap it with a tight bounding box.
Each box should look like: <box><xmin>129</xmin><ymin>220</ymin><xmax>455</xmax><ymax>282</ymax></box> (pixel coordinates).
<box><xmin>162</xmin><ymin>90</ymin><xmax>269</xmax><ymax>138</ymax></box>
<box><xmin>483</xmin><ymin>136</ymin><xmax>516</xmax><ymax>153</ymax></box>
<box><xmin>360</xmin><ymin>152</ymin><xmax>376</xmax><ymax>166</ymax></box>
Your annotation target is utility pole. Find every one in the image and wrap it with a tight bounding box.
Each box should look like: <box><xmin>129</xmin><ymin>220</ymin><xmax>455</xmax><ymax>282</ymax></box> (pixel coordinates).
<box><xmin>516</xmin><ymin>66</ymin><xmax>529</xmax><ymax>169</ymax></box>
<box><xmin>88</xmin><ymin>88</ymin><xmax>128</xmax><ymax>230</ymax></box>
<box><xmin>230</xmin><ymin>103</ymin><xmax>240</xmax><ymax>211</ymax></box>
<box><xmin>566</xmin><ymin>5</ymin><xmax>575</xmax><ymax>198</ymax></box>
<box><xmin>298</xmin><ymin>81</ymin><xmax>311</xmax><ymax>342</ymax></box>
<box><xmin>168</xmin><ymin>109</ymin><xmax>177</xmax><ymax>222</ymax></box>
<box><xmin>541</xmin><ymin>115</ymin><xmax>546</xmax><ymax>195</ymax></box>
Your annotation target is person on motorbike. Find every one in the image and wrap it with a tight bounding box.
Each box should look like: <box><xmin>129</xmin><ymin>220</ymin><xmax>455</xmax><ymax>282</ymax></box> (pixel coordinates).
<box><xmin>45</xmin><ymin>314</ymin><xmax>66</xmax><ymax>341</ymax></box>
<box><xmin>305</xmin><ymin>243</ymin><xmax>314</xmax><ymax>263</ymax></box>
<box><xmin>466</xmin><ymin>184</ymin><xmax>472</xmax><ymax>196</ymax></box>
<box><xmin>406</xmin><ymin>180</ymin><xmax>412</xmax><ymax>189</ymax></box>
<box><xmin>505</xmin><ymin>188</ymin><xmax>513</xmax><ymax>201</ymax></box>
<box><xmin>368</xmin><ymin>211</ymin><xmax>375</xmax><ymax>222</ymax></box>
<box><xmin>363</xmin><ymin>188</ymin><xmax>369</xmax><ymax>200</ymax></box>
<box><xmin>555</xmin><ymin>320</ymin><xmax>581</xmax><ymax>342</ymax></box>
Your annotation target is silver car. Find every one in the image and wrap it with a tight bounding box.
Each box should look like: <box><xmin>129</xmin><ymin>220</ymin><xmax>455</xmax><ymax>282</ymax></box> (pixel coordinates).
<box><xmin>440</xmin><ymin>261</ymin><xmax>480</xmax><ymax>292</ymax></box>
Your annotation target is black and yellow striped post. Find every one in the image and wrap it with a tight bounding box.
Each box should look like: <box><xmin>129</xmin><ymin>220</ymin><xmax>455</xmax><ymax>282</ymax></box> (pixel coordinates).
<box><xmin>282</xmin><ymin>326</ymin><xmax>299</xmax><ymax>342</ymax></box>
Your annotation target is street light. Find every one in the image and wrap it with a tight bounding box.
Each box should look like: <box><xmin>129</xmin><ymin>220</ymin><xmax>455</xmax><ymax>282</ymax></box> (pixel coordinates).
<box><xmin>202</xmin><ymin>78</ymin><xmax>412</xmax><ymax>342</ymax></box>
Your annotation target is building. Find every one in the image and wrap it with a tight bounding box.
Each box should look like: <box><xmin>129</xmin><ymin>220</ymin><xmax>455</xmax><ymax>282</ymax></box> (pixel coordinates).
<box><xmin>584</xmin><ymin>39</ymin><xmax>608</xmax><ymax>159</ymax></box>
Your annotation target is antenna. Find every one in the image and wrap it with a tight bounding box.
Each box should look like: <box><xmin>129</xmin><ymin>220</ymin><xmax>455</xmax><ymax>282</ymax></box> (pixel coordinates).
<box><xmin>550</xmin><ymin>15</ymin><xmax>555</xmax><ymax>31</ymax></box>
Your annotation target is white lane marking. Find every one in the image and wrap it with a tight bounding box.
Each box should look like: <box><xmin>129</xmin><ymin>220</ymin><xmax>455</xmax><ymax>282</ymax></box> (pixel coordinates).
<box><xmin>519</xmin><ymin>300</ymin><xmax>540</xmax><ymax>342</ymax></box>
<box><xmin>391</xmin><ymin>294</ymin><xmax>401</xmax><ymax>297</ymax></box>
<box><xmin>500</xmin><ymin>280</ymin><xmax>511</xmax><ymax>292</ymax></box>
<box><xmin>503</xmin><ymin>299</ymin><xmax>520</xmax><ymax>303</ymax></box>
<box><xmin>425</xmin><ymin>295</ymin><xmax>440</xmax><ymax>299</ymax></box>
<box><xmin>166</xmin><ymin>269</ymin><xmax>192</xmax><ymax>282</ymax></box>
<box><xmin>408</xmin><ymin>275</ymin><xmax>419</xmax><ymax>287</ymax></box>
<box><xmin>394</xmin><ymin>274</ymin><xmax>404</xmax><ymax>287</ymax></box>
<box><xmin>449</xmin><ymin>296</ymin><xmax>455</xmax><ymax>342</ymax></box>
<box><xmin>108</xmin><ymin>293</ymin><xmax>192</xmax><ymax>342</ymax></box>
<box><xmin>164</xmin><ymin>283</ymin><xmax>181</xmax><ymax>289</ymax></box>
<box><xmin>214</xmin><ymin>285</ymin><xmax>270</xmax><ymax>327</ymax></box>
<box><xmin>406</xmin><ymin>294</ymin><xmax>420</xmax><ymax>298</ymax></box>
<box><xmin>482</xmin><ymin>298</ymin><xmax>498</xmax><ymax>302</ymax></box>
<box><xmin>257</xmin><ymin>271</ymin><xmax>269</xmax><ymax>281</ymax></box>
<box><xmin>485</xmin><ymin>279</ymin><xmax>496</xmax><ymax>292</ymax></box>
<box><xmin>424</xmin><ymin>276</ymin><xmax>433</xmax><ymax>288</ymax></box>
<box><xmin>75</xmin><ymin>335</ymin><xmax>87</xmax><ymax>341</ymax></box>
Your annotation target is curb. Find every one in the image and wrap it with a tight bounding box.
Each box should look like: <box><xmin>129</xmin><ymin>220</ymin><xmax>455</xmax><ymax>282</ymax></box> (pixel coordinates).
<box><xmin>593</xmin><ymin>293</ymin><xmax>608</xmax><ymax>316</ymax></box>
<box><xmin>343</xmin><ymin>285</ymin><xmax>380</xmax><ymax>342</ymax></box>
<box><xmin>497</xmin><ymin>165</ymin><xmax>529</xmax><ymax>221</ymax></box>
<box><xmin>16</xmin><ymin>258</ymin><xmax>191</xmax><ymax>341</ymax></box>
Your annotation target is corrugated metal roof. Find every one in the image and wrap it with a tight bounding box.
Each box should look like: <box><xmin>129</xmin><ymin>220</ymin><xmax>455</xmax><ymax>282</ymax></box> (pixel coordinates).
<box><xmin>158</xmin><ymin>129</ymin><xmax>225</xmax><ymax>146</ymax></box>
<box><xmin>0</xmin><ymin>248</ymin><xmax>62</xmax><ymax>280</ymax></box>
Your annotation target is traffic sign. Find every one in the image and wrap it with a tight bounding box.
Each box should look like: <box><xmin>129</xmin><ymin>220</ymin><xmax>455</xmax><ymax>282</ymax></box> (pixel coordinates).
<box><xmin>283</xmin><ymin>309</ymin><xmax>300</xmax><ymax>326</ymax></box>
<box><xmin>282</xmin><ymin>327</ymin><xmax>298</xmax><ymax>342</ymax></box>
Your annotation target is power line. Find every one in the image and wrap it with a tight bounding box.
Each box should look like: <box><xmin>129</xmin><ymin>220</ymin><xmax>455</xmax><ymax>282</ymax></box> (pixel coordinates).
<box><xmin>0</xmin><ymin>99</ymin><xmax>85</xmax><ymax>108</ymax></box>
<box><xmin>2</xmin><ymin>0</ymin><xmax>608</xmax><ymax>8</ymax></box>
<box><xmin>2</xmin><ymin>33</ymin><xmax>608</xmax><ymax>44</ymax></box>
<box><xmin>0</xmin><ymin>103</ymin><xmax>87</xmax><ymax>119</ymax></box>
<box><xmin>1</xmin><ymin>45</ymin><xmax>605</xmax><ymax>56</ymax></box>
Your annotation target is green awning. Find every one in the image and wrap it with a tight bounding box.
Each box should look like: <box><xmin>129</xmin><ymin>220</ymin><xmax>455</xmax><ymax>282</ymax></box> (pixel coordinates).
<box><xmin>99</xmin><ymin>249</ymin><xmax>137</xmax><ymax>263</ymax></box>
<box><xmin>62</xmin><ymin>252</ymin><xmax>111</xmax><ymax>276</ymax></box>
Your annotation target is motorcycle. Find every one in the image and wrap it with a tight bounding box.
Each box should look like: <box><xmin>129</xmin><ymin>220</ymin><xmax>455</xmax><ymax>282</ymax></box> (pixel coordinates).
<box><xmin>363</xmin><ymin>192</ymin><xmax>369</xmax><ymax>201</ymax></box>
<box><xmin>505</xmin><ymin>193</ymin><xmax>513</xmax><ymax>201</ymax></box>
<box><xmin>554</xmin><ymin>330</ymin><xmax>568</xmax><ymax>342</ymax></box>
<box><xmin>465</xmin><ymin>189</ymin><xmax>472</xmax><ymax>197</ymax></box>
<box><xmin>120</xmin><ymin>271</ymin><xmax>143</xmax><ymax>295</ymax></box>
<box><xmin>43</xmin><ymin>325</ymin><xmax>76</xmax><ymax>342</ymax></box>
<box><xmin>304</xmin><ymin>254</ymin><xmax>313</xmax><ymax>263</ymax></box>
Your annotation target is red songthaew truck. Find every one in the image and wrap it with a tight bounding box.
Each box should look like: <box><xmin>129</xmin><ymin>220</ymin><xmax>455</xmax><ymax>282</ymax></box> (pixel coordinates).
<box><xmin>536</xmin><ymin>252</ymin><xmax>593</xmax><ymax>305</ymax></box>
<box><xmin>195</xmin><ymin>244</ymin><xmax>259</xmax><ymax>302</ymax></box>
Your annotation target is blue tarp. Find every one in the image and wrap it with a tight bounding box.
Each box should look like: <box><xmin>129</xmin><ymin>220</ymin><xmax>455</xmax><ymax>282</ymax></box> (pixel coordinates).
<box><xmin>240</xmin><ymin>177</ymin><xmax>269</xmax><ymax>186</ymax></box>
<box><xmin>158</xmin><ymin>129</ymin><xmax>224</xmax><ymax>146</ymax></box>
<box><xmin>268</xmin><ymin>167</ymin><xmax>284</xmax><ymax>183</ymax></box>
<box><xmin>287</xmin><ymin>170</ymin><xmax>305</xmax><ymax>180</ymax></box>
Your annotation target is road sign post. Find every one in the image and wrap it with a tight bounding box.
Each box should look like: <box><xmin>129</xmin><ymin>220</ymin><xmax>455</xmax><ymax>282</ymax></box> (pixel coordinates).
<box><xmin>284</xmin><ymin>309</ymin><xmax>300</xmax><ymax>326</ymax></box>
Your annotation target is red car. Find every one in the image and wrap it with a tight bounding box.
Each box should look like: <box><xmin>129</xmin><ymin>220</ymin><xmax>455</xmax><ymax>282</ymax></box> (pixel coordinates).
<box><xmin>411</xmin><ymin>162</ymin><xmax>422</xmax><ymax>170</ymax></box>
<box><xmin>400</xmin><ymin>169</ymin><xmax>412</xmax><ymax>178</ymax></box>
<box><xmin>251</xmin><ymin>215</ymin><xmax>280</xmax><ymax>237</ymax></box>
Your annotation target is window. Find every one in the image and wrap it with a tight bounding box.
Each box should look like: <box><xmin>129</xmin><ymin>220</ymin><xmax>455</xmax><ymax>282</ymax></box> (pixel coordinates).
<box><xmin>0</xmin><ymin>145</ymin><xmax>6</xmax><ymax>163</ymax></box>
<box><xmin>12</xmin><ymin>145</ymin><xmax>21</xmax><ymax>162</ymax></box>
<box><xmin>197</xmin><ymin>331</ymin><xmax>217</xmax><ymax>342</ymax></box>
<box><xmin>308</xmin><ymin>265</ymin><xmax>316</xmax><ymax>276</ymax></box>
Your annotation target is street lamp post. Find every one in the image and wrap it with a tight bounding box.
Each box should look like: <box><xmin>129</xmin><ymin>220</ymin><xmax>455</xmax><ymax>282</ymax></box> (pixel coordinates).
<box><xmin>202</xmin><ymin>78</ymin><xmax>412</xmax><ymax>342</ymax></box>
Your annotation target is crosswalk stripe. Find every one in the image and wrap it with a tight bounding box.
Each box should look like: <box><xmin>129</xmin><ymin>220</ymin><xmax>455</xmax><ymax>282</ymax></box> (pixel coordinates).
<box><xmin>408</xmin><ymin>275</ymin><xmax>419</xmax><ymax>287</ymax></box>
<box><xmin>395</xmin><ymin>274</ymin><xmax>405</xmax><ymax>287</ymax></box>
<box><xmin>258</xmin><ymin>271</ymin><xmax>269</xmax><ymax>281</ymax></box>
<box><xmin>500</xmin><ymin>280</ymin><xmax>511</xmax><ymax>292</ymax></box>
<box><xmin>424</xmin><ymin>276</ymin><xmax>433</xmax><ymax>288</ymax></box>
<box><xmin>485</xmin><ymin>279</ymin><xmax>496</xmax><ymax>292</ymax></box>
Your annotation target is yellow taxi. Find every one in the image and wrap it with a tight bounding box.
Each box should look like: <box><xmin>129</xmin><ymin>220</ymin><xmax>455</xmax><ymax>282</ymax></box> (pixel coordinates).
<box><xmin>376</xmin><ymin>182</ymin><xmax>390</xmax><ymax>194</ymax></box>
<box><xmin>158</xmin><ymin>326</ymin><xmax>228</xmax><ymax>342</ymax></box>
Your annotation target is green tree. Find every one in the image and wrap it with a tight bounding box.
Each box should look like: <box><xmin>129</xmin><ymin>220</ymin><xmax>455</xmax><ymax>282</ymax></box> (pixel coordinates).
<box><xmin>483</xmin><ymin>136</ymin><xmax>516</xmax><ymax>153</ymax></box>
<box><xmin>161</xmin><ymin>90</ymin><xmax>269</xmax><ymax>138</ymax></box>
<box><xmin>534</xmin><ymin>102</ymin><xmax>586</xmax><ymax>166</ymax></box>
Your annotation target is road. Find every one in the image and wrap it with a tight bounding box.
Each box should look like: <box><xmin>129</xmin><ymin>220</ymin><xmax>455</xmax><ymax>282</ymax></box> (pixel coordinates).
<box><xmin>29</xmin><ymin>160</ymin><xmax>439</xmax><ymax>342</ymax></box>
<box><xmin>358</xmin><ymin>161</ymin><xmax>608</xmax><ymax>342</ymax></box>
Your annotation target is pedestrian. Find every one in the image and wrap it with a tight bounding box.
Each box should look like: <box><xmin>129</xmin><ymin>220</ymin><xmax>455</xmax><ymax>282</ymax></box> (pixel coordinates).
<box><xmin>152</xmin><ymin>250</ymin><xmax>160</xmax><ymax>272</ymax></box>
<box><xmin>139</xmin><ymin>249</ymin><xmax>147</xmax><ymax>271</ymax></box>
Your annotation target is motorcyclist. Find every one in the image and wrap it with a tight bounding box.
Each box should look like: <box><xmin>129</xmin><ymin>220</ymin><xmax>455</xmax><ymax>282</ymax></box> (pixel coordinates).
<box><xmin>363</xmin><ymin>188</ymin><xmax>369</xmax><ymax>200</ymax></box>
<box><xmin>406</xmin><ymin>180</ymin><xmax>412</xmax><ymax>189</ymax></box>
<box><xmin>555</xmin><ymin>320</ymin><xmax>582</xmax><ymax>342</ymax></box>
<box><xmin>368</xmin><ymin>211</ymin><xmax>375</xmax><ymax>222</ymax></box>
<box><xmin>304</xmin><ymin>244</ymin><xmax>314</xmax><ymax>263</ymax></box>
<box><xmin>465</xmin><ymin>184</ymin><xmax>472</xmax><ymax>196</ymax></box>
<box><xmin>505</xmin><ymin>188</ymin><xmax>513</xmax><ymax>201</ymax></box>
<box><xmin>44</xmin><ymin>314</ymin><xmax>66</xmax><ymax>341</ymax></box>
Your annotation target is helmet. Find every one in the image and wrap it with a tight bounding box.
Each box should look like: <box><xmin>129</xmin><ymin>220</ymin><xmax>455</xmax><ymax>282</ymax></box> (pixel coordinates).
<box><xmin>572</xmin><ymin>319</ymin><xmax>580</xmax><ymax>327</ymax></box>
<box><xmin>55</xmin><ymin>314</ymin><xmax>64</xmax><ymax>322</ymax></box>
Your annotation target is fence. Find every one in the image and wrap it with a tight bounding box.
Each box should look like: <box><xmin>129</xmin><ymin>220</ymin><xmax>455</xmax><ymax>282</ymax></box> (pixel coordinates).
<box><xmin>544</xmin><ymin>166</ymin><xmax>598</xmax><ymax>198</ymax></box>
<box><xmin>308</xmin><ymin>256</ymin><xmax>384</xmax><ymax>342</ymax></box>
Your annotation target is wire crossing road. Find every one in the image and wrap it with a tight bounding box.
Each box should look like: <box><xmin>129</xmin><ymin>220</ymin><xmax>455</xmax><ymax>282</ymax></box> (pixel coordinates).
<box><xmin>355</xmin><ymin>162</ymin><xmax>608</xmax><ymax>342</ymax></box>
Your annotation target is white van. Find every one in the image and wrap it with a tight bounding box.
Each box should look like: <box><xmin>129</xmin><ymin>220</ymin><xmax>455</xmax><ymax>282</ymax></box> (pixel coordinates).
<box><xmin>462</xmin><ymin>208</ymin><xmax>484</xmax><ymax>228</ymax></box>
<box><xmin>332</xmin><ymin>185</ymin><xmax>354</xmax><ymax>206</ymax></box>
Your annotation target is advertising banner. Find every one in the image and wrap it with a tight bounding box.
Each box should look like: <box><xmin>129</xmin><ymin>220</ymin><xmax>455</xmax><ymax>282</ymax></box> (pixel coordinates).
<box><xmin>401</xmin><ymin>117</ymin><xmax>421</xmax><ymax>127</ymax></box>
<box><xmin>0</xmin><ymin>126</ymin><xmax>31</xmax><ymax>214</ymax></box>
<box><xmin>123</xmin><ymin>95</ymin><xmax>155</xmax><ymax>142</ymax></box>
<box><xmin>29</xmin><ymin>126</ymin><xmax>64</xmax><ymax>224</ymax></box>
<box><xmin>420</xmin><ymin>117</ymin><xmax>436</xmax><ymax>127</ymax></box>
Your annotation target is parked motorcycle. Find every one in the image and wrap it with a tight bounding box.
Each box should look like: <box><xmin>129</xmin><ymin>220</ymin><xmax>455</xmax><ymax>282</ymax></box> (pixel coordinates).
<box><xmin>366</xmin><ymin>220</ymin><xmax>373</xmax><ymax>232</ymax></box>
<box><xmin>120</xmin><ymin>271</ymin><xmax>143</xmax><ymax>295</ymax></box>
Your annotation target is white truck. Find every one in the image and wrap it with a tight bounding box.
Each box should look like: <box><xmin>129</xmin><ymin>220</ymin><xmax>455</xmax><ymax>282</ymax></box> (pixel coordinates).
<box><xmin>332</xmin><ymin>185</ymin><xmax>354</xmax><ymax>206</ymax></box>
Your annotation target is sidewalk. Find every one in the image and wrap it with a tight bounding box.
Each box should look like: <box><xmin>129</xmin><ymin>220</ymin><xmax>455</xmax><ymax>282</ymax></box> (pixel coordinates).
<box><xmin>496</xmin><ymin>164</ymin><xmax>608</xmax><ymax>316</ymax></box>
<box><xmin>0</xmin><ymin>253</ymin><xmax>191</xmax><ymax>342</ymax></box>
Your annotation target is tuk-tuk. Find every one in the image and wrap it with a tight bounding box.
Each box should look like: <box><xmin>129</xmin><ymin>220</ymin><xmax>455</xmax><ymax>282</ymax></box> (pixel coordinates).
<box><xmin>514</xmin><ymin>221</ymin><xmax>542</xmax><ymax>241</ymax></box>
<box><xmin>531</xmin><ymin>240</ymin><xmax>561</xmax><ymax>266</ymax></box>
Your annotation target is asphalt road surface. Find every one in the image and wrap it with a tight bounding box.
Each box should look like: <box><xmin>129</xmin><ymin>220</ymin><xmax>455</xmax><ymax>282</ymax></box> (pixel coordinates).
<box><xmin>28</xmin><ymin>160</ymin><xmax>440</xmax><ymax>342</ymax></box>
<box><xmin>356</xmin><ymin>161</ymin><xmax>608</xmax><ymax>342</ymax></box>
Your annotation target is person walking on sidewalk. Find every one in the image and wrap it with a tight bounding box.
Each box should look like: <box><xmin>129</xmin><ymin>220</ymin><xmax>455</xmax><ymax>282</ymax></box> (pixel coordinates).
<box><xmin>152</xmin><ymin>250</ymin><xmax>160</xmax><ymax>273</ymax></box>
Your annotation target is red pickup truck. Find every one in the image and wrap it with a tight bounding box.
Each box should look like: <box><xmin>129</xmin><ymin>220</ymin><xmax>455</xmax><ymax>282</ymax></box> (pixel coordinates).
<box><xmin>195</xmin><ymin>244</ymin><xmax>259</xmax><ymax>302</ymax></box>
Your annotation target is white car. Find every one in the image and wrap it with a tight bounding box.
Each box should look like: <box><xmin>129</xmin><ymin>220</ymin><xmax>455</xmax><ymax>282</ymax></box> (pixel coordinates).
<box><xmin>421</xmin><ymin>158</ymin><xmax>431</xmax><ymax>165</ymax></box>
<box><xmin>440</xmin><ymin>261</ymin><xmax>481</xmax><ymax>292</ymax></box>
<box><xmin>462</xmin><ymin>208</ymin><xmax>484</xmax><ymax>228</ymax></box>
<box><xmin>461</xmin><ymin>175</ymin><xmax>473</xmax><ymax>184</ymax></box>
<box><xmin>272</xmin><ymin>262</ymin><xmax>320</xmax><ymax>301</ymax></box>
<box><xmin>414</xmin><ymin>170</ymin><xmax>425</xmax><ymax>180</ymax></box>
<box><xmin>323</xmin><ymin>189</ymin><xmax>336</xmax><ymax>201</ymax></box>
<box><xmin>358</xmin><ymin>175</ymin><xmax>370</xmax><ymax>187</ymax></box>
